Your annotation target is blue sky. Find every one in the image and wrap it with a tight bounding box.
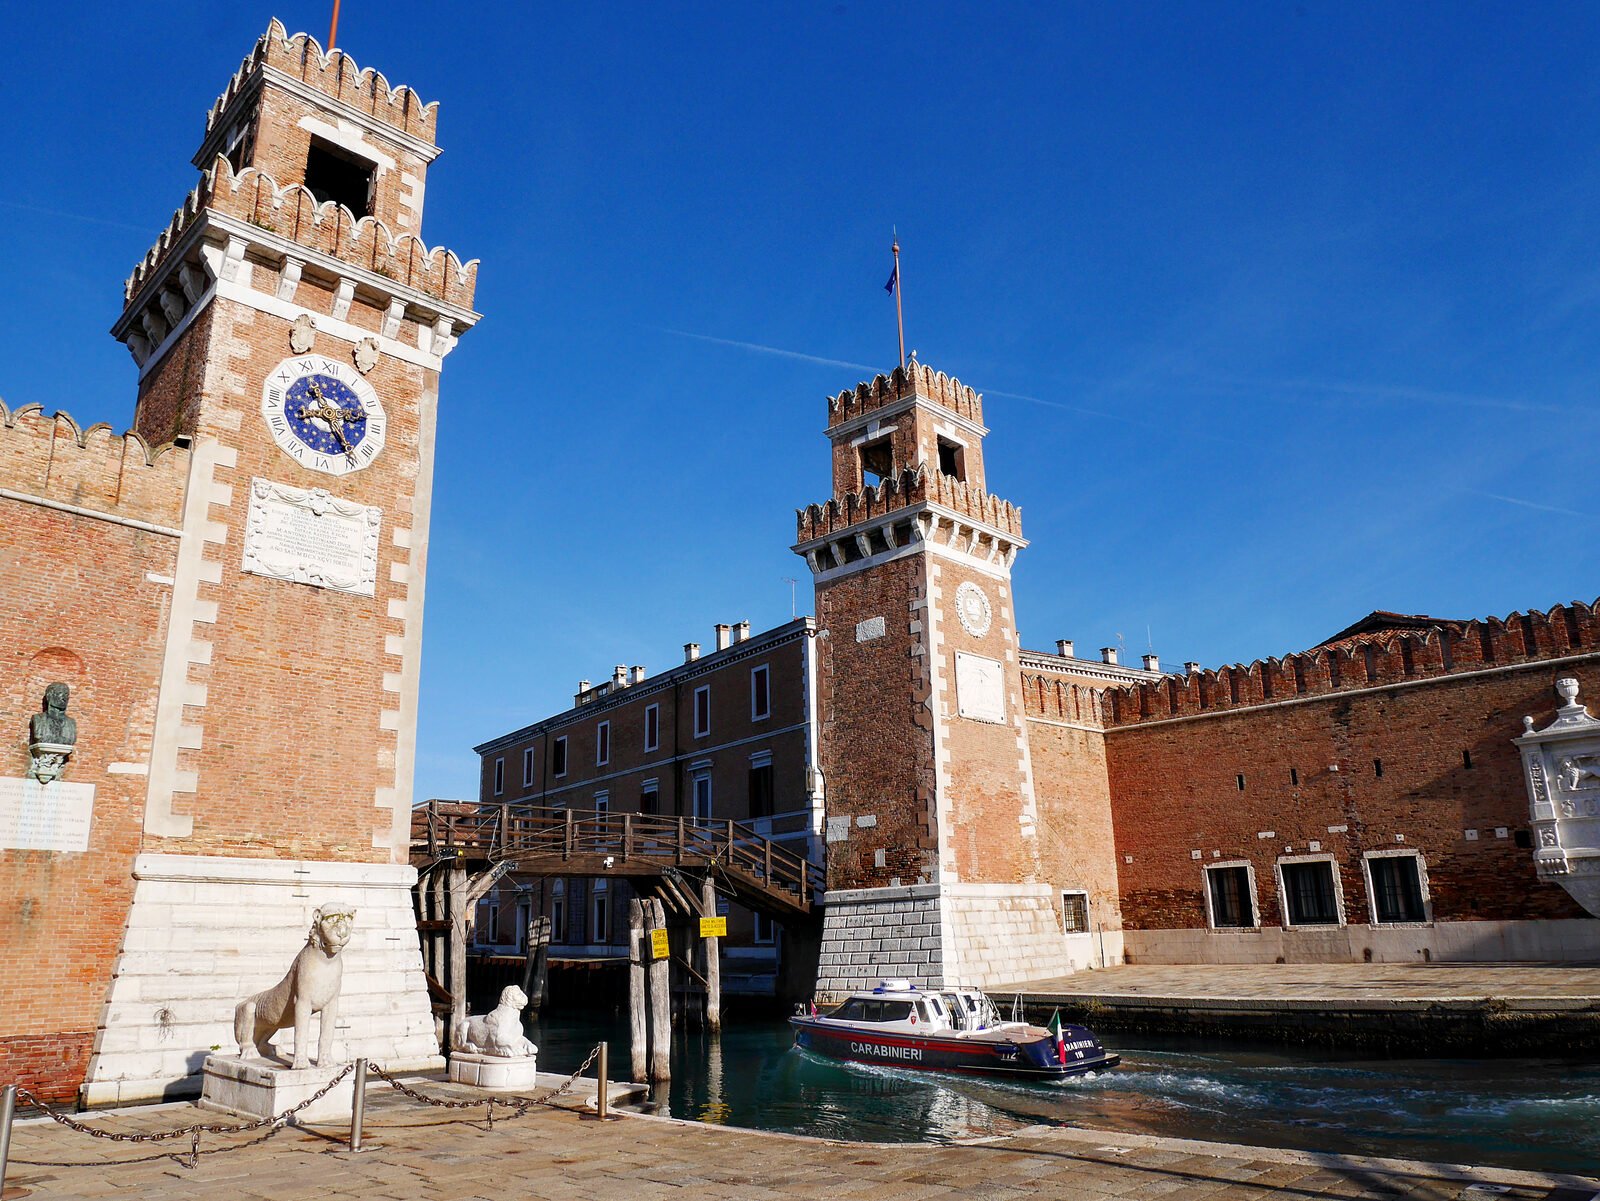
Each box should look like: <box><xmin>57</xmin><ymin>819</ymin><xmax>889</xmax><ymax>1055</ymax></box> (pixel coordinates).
<box><xmin>3</xmin><ymin>4</ymin><xmax>1598</xmax><ymax>803</ymax></box>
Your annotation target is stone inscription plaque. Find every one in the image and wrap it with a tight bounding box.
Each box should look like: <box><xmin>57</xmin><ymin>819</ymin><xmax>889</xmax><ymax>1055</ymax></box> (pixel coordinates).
<box><xmin>955</xmin><ymin>651</ymin><xmax>1007</xmax><ymax>724</ymax></box>
<box><xmin>242</xmin><ymin>477</ymin><xmax>381</xmax><ymax>597</ymax></box>
<box><xmin>0</xmin><ymin>777</ymin><xmax>95</xmax><ymax>852</ymax></box>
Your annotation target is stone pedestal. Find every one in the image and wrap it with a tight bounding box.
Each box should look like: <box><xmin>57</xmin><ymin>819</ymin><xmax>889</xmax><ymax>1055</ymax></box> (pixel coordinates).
<box><xmin>199</xmin><ymin>1055</ymin><xmax>355</xmax><ymax>1123</ymax></box>
<box><xmin>448</xmin><ymin>1051</ymin><xmax>539</xmax><ymax>1090</ymax></box>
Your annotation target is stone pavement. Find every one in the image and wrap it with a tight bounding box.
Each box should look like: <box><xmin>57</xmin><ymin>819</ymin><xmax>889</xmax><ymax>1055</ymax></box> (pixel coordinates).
<box><xmin>1000</xmin><ymin>963</ymin><xmax>1600</xmax><ymax>1006</ymax></box>
<box><xmin>5</xmin><ymin>1076</ymin><xmax>1596</xmax><ymax>1201</ymax></box>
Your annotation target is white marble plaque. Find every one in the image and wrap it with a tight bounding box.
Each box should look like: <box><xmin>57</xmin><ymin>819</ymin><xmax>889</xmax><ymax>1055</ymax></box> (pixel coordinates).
<box><xmin>955</xmin><ymin>651</ymin><xmax>1006</xmax><ymax>724</ymax></box>
<box><xmin>242</xmin><ymin>477</ymin><xmax>381</xmax><ymax>597</ymax></box>
<box><xmin>855</xmin><ymin>616</ymin><xmax>886</xmax><ymax>643</ymax></box>
<box><xmin>0</xmin><ymin>778</ymin><xmax>95</xmax><ymax>851</ymax></box>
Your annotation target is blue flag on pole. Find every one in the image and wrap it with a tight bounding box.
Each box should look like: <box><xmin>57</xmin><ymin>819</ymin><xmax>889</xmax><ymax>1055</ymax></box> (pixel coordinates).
<box><xmin>885</xmin><ymin>263</ymin><xmax>898</xmax><ymax>295</ymax></box>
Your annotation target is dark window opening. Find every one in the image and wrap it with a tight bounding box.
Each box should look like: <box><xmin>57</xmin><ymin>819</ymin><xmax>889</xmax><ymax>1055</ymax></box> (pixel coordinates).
<box><xmin>223</xmin><ymin>114</ymin><xmax>257</xmax><ymax>174</ymax></box>
<box><xmin>304</xmin><ymin>139</ymin><xmax>375</xmax><ymax>216</ymax></box>
<box><xmin>1290</xmin><ymin>767</ymin><xmax>1299</xmax><ymax>787</ymax></box>
<box><xmin>859</xmin><ymin>437</ymin><xmax>893</xmax><ymax>488</ymax></box>
<box><xmin>936</xmin><ymin>437</ymin><xmax>965</xmax><ymax>481</ymax></box>
<box><xmin>1514</xmin><ymin>829</ymin><xmax>1532</xmax><ymax>849</ymax></box>
<box><xmin>551</xmin><ymin>736</ymin><xmax>568</xmax><ymax>778</ymax></box>
<box><xmin>1462</xmin><ymin>749</ymin><xmax>1473</xmax><ymax>769</ymax></box>
<box><xmin>1369</xmin><ymin>856</ymin><xmax>1425</xmax><ymax>923</ymax></box>
<box><xmin>1282</xmin><ymin>861</ymin><xmax>1340</xmax><ymax>925</ymax></box>
<box><xmin>1373</xmin><ymin>758</ymin><xmax>1384</xmax><ymax>778</ymax></box>
<box><xmin>1208</xmin><ymin>866</ymin><xmax>1255</xmax><ymax>928</ymax></box>
<box><xmin>1237</xmin><ymin>773</ymin><xmax>1246</xmax><ymax>791</ymax></box>
<box><xmin>749</xmin><ymin>763</ymin><xmax>774</xmax><ymax>818</ymax></box>
<box><xmin>641</xmin><ymin>787</ymin><xmax>658</xmax><ymax>816</ymax></box>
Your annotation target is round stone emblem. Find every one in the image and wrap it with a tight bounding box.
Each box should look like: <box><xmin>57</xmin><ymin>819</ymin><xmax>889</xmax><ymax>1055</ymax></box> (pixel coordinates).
<box><xmin>955</xmin><ymin>581</ymin><xmax>992</xmax><ymax>637</ymax></box>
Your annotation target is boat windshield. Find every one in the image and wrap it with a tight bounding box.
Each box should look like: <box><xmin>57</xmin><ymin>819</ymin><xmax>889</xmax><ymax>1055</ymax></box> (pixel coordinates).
<box><xmin>826</xmin><ymin>998</ymin><xmax>916</xmax><ymax>1023</ymax></box>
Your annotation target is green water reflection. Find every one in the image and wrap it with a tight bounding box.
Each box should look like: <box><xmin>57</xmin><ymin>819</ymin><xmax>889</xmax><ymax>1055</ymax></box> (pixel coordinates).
<box><xmin>528</xmin><ymin>1012</ymin><xmax>1600</xmax><ymax>1173</ymax></box>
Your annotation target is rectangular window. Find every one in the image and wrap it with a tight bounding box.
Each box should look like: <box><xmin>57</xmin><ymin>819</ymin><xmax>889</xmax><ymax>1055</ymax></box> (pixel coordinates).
<box><xmin>493</xmin><ymin>757</ymin><xmax>504</xmax><ymax>796</ymax></box>
<box><xmin>591</xmin><ymin>881</ymin><xmax>610</xmax><ymax>944</ymax></box>
<box><xmin>641</xmin><ymin>780</ymin><xmax>659</xmax><ymax>815</ymax></box>
<box><xmin>522</xmin><ymin>747</ymin><xmax>535</xmax><ymax>787</ymax></box>
<box><xmin>596</xmin><ymin>720</ymin><xmax>610</xmax><ymax>767</ymax></box>
<box><xmin>1281</xmin><ymin>861</ymin><xmax>1340</xmax><ymax>926</ymax></box>
<box><xmin>749</xmin><ymin>761</ymin><xmax>774</xmax><ymax>818</ymax></box>
<box><xmin>694</xmin><ymin>685</ymin><xmax>711</xmax><ymax>737</ymax></box>
<box><xmin>551</xmin><ymin>891</ymin><xmax>566</xmax><ymax>944</ymax></box>
<box><xmin>644</xmin><ymin>703</ymin><xmax>660</xmax><ymax>752</ymax></box>
<box><xmin>552</xmin><ymin>736</ymin><xmax>568</xmax><ymax>778</ymax></box>
<box><xmin>1060</xmin><ymin>891</ymin><xmax>1090</xmax><ymax>934</ymax></box>
<box><xmin>754</xmin><ymin>911</ymin><xmax>776</xmax><ymax>944</ymax></box>
<box><xmin>692</xmin><ymin>774</ymin><xmax>712</xmax><ymax>822</ymax></box>
<box><xmin>1368</xmin><ymin>854</ymin><xmax>1426</xmax><ymax>924</ymax></box>
<box><xmin>304</xmin><ymin>138</ymin><xmax>375</xmax><ymax>216</ymax></box>
<box><xmin>751</xmin><ymin>665</ymin><xmax>771</xmax><ymax>721</ymax></box>
<box><xmin>594</xmin><ymin>790</ymin><xmax>609</xmax><ymax>815</ymax></box>
<box><xmin>1206</xmin><ymin>866</ymin><xmax>1256</xmax><ymax>928</ymax></box>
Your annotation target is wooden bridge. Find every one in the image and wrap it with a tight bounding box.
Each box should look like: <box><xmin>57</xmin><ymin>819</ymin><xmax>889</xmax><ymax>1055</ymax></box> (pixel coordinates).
<box><xmin>412</xmin><ymin>801</ymin><xmax>822</xmax><ymax>920</ymax></box>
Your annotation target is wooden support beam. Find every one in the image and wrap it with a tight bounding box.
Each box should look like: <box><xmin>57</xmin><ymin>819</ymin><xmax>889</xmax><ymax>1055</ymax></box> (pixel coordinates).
<box><xmin>628</xmin><ymin>899</ymin><xmax>647</xmax><ymax>1083</ymax></box>
<box><xmin>646</xmin><ymin>898</ymin><xmax>671</xmax><ymax>1081</ymax></box>
<box><xmin>447</xmin><ymin>865</ymin><xmax>468</xmax><ymax>1052</ymax></box>
<box><xmin>701</xmin><ymin>876</ymin><xmax>721</xmax><ymax>1033</ymax></box>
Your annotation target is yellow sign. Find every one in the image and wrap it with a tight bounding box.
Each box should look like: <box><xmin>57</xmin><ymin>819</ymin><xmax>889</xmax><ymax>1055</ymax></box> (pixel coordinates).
<box><xmin>649</xmin><ymin>928</ymin><xmax>669</xmax><ymax>959</ymax></box>
<box><xmin>699</xmin><ymin>916</ymin><xmax>728</xmax><ymax>938</ymax></box>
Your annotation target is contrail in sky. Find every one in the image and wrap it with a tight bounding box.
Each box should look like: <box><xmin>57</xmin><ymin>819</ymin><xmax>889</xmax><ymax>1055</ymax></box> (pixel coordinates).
<box><xmin>658</xmin><ymin>329</ymin><xmax>875</xmax><ymax>374</ymax></box>
<box><xmin>1471</xmin><ymin>491</ymin><xmax>1596</xmax><ymax>520</ymax></box>
<box><xmin>0</xmin><ymin>199</ymin><xmax>151</xmax><ymax>235</ymax></box>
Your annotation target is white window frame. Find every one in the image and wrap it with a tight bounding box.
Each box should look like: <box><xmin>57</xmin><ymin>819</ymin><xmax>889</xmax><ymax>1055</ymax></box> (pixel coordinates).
<box><xmin>1361</xmin><ymin>849</ymin><xmax>1432</xmax><ymax>927</ymax></box>
<box><xmin>1202</xmin><ymin>861</ymin><xmax>1261</xmax><ymax>931</ymax></box>
<box><xmin>596</xmin><ymin>720</ymin><xmax>610</xmax><ymax>767</ymax></box>
<box><xmin>750</xmin><ymin>664</ymin><xmax>771</xmax><ymax>722</ymax></box>
<box><xmin>1274</xmin><ymin>854</ymin><xmax>1347</xmax><ymax>930</ymax></box>
<box><xmin>641</xmin><ymin>777</ymin><xmax>659</xmax><ymax>815</ymax></box>
<box><xmin>550</xmin><ymin>879</ymin><xmax>566</xmax><ymax>944</ymax></box>
<box><xmin>692</xmin><ymin>772</ymin><xmax>713</xmax><ymax>822</ymax></box>
<box><xmin>694</xmin><ymin>685</ymin><xmax>711</xmax><ymax>737</ymax></box>
<box><xmin>552</xmin><ymin>735</ymin><xmax>568</xmax><ymax>779</ymax></box>
<box><xmin>522</xmin><ymin>746</ymin><xmax>535</xmax><ymax>787</ymax></box>
<box><xmin>644</xmin><ymin>702</ymin><xmax>660</xmax><ymax>752</ymax></box>
<box><xmin>753</xmin><ymin>911</ymin><xmax>776</xmax><ymax>945</ymax></box>
<box><xmin>594</xmin><ymin>790</ymin><xmax>609</xmax><ymax>814</ymax></box>
<box><xmin>492</xmin><ymin>756</ymin><xmax>504</xmax><ymax>797</ymax></box>
<box><xmin>1059</xmin><ymin>889</ymin><xmax>1090</xmax><ymax>935</ymax></box>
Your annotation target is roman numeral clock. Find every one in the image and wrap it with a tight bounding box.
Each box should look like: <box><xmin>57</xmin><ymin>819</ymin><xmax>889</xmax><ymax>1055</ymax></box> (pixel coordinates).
<box><xmin>261</xmin><ymin>356</ymin><xmax>387</xmax><ymax>475</ymax></box>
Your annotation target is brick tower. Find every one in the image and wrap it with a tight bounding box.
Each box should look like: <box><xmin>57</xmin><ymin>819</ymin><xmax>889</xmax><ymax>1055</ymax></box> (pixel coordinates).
<box><xmin>0</xmin><ymin>21</ymin><xmax>478</xmax><ymax>1103</ymax></box>
<box><xmin>794</xmin><ymin>362</ymin><xmax>1078</xmax><ymax>996</ymax></box>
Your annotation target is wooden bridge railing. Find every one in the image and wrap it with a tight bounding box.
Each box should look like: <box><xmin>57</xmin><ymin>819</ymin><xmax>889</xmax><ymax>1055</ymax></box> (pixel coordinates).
<box><xmin>413</xmin><ymin>802</ymin><xmax>822</xmax><ymax>916</ymax></box>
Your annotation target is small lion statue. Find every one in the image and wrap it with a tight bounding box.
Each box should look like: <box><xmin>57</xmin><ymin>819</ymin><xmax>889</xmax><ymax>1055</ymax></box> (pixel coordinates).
<box><xmin>462</xmin><ymin>985</ymin><xmax>536</xmax><ymax>1058</ymax></box>
<box><xmin>234</xmin><ymin>906</ymin><xmax>356</xmax><ymax>1069</ymax></box>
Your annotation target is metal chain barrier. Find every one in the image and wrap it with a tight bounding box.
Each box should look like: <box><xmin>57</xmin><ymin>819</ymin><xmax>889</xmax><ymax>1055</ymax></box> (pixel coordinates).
<box><xmin>366</xmin><ymin>1042</ymin><xmax>603</xmax><ymax>1128</ymax></box>
<box><xmin>8</xmin><ymin>1064</ymin><xmax>355</xmax><ymax>1169</ymax></box>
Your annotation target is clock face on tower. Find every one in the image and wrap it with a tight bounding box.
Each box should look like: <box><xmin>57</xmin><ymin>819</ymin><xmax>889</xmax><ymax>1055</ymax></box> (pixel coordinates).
<box><xmin>261</xmin><ymin>355</ymin><xmax>387</xmax><ymax>476</ymax></box>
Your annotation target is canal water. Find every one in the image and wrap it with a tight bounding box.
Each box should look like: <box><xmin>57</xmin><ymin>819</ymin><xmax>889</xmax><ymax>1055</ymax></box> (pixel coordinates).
<box><xmin>528</xmin><ymin>1013</ymin><xmax>1600</xmax><ymax>1174</ymax></box>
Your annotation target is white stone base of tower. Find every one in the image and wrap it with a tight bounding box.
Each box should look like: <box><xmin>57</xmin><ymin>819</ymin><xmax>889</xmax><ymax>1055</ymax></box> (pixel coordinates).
<box><xmin>81</xmin><ymin>854</ymin><xmax>444</xmax><ymax>1107</ymax></box>
<box><xmin>813</xmin><ymin>882</ymin><xmax>1089</xmax><ymax>1001</ymax></box>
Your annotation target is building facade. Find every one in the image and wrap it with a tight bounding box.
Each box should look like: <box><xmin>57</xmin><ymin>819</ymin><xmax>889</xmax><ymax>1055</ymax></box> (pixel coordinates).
<box><xmin>0</xmin><ymin>22</ymin><xmax>477</xmax><ymax>1102</ymax></box>
<box><xmin>471</xmin><ymin>618</ymin><xmax>822</xmax><ymax>988</ymax></box>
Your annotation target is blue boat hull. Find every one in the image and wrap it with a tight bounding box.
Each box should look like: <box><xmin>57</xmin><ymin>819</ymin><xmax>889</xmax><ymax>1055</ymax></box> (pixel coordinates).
<box><xmin>789</xmin><ymin>1016</ymin><xmax>1119</xmax><ymax>1080</ymax></box>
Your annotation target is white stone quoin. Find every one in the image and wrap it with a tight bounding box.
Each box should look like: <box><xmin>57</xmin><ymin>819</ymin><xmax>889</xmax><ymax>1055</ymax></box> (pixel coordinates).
<box><xmin>81</xmin><ymin>854</ymin><xmax>444</xmax><ymax>1106</ymax></box>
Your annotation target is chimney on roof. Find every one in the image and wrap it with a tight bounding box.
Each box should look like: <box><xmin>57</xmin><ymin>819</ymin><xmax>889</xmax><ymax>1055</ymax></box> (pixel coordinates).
<box><xmin>735</xmin><ymin>620</ymin><xmax>750</xmax><ymax>643</ymax></box>
<box><xmin>612</xmin><ymin>664</ymin><xmax>627</xmax><ymax>688</ymax></box>
<box><xmin>1184</xmin><ymin>661</ymin><xmax>1201</xmax><ymax>676</ymax></box>
<box><xmin>1056</xmin><ymin>639</ymin><xmax>1074</xmax><ymax>659</ymax></box>
<box><xmin>1101</xmin><ymin>647</ymin><xmax>1119</xmax><ymax>665</ymax></box>
<box><xmin>630</xmin><ymin>665</ymin><xmax>646</xmax><ymax>684</ymax></box>
<box><xmin>684</xmin><ymin>643</ymin><xmax>700</xmax><ymax>663</ymax></box>
<box><xmin>1142</xmin><ymin>653</ymin><xmax>1160</xmax><ymax>672</ymax></box>
<box><xmin>714</xmin><ymin>623</ymin><xmax>732</xmax><ymax>651</ymax></box>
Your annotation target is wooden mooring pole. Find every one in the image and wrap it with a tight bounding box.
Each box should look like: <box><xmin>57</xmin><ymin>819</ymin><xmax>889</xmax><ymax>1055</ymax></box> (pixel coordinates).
<box><xmin>701</xmin><ymin>876</ymin><xmax>721</xmax><ymax>1033</ymax></box>
<box><xmin>646</xmin><ymin>897</ymin><xmax>672</xmax><ymax>1082</ymax></box>
<box><xmin>628</xmin><ymin>899</ymin><xmax>647</xmax><ymax>1082</ymax></box>
<box><xmin>447</xmin><ymin>864</ymin><xmax>468</xmax><ymax>1051</ymax></box>
<box><xmin>522</xmin><ymin>914</ymin><xmax>551</xmax><ymax>1011</ymax></box>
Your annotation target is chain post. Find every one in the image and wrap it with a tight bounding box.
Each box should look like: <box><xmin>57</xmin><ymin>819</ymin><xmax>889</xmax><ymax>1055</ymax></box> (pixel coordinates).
<box><xmin>349</xmin><ymin>1058</ymin><xmax>367</xmax><ymax>1152</ymax></box>
<box><xmin>0</xmin><ymin>1084</ymin><xmax>16</xmax><ymax>1196</ymax></box>
<box><xmin>596</xmin><ymin>1041</ymin><xmax>609</xmax><ymax>1119</ymax></box>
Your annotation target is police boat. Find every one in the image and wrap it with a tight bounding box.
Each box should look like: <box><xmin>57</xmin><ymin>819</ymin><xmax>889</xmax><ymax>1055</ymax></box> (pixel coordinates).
<box><xmin>789</xmin><ymin>979</ymin><xmax>1119</xmax><ymax>1080</ymax></box>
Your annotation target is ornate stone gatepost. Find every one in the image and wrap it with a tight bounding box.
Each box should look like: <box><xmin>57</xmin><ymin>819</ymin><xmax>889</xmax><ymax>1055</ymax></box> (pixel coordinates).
<box><xmin>1516</xmin><ymin>678</ymin><xmax>1600</xmax><ymax>915</ymax></box>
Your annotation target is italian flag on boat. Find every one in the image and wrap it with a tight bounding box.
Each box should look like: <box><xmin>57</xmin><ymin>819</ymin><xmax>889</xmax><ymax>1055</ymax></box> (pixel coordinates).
<box><xmin>1048</xmin><ymin>1010</ymin><xmax>1067</xmax><ymax>1064</ymax></box>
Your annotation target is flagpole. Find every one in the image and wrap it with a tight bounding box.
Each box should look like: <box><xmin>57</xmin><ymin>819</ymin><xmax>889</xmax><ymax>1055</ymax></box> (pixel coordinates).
<box><xmin>892</xmin><ymin>235</ymin><xmax>906</xmax><ymax>371</ymax></box>
<box><xmin>328</xmin><ymin>0</ymin><xmax>342</xmax><ymax>49</ymax></box>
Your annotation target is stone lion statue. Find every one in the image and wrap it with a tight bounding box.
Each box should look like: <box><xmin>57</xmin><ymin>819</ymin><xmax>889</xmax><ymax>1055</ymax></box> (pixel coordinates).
<box><xmin>463</xmin><ymin>984</ymin><xmax>536</xmax><ymax>1058</ymax></box>
<box><xmin>234</xmin><ymin>906</ymin><xmax>356</xmax><ymax>1069</ymax></box>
